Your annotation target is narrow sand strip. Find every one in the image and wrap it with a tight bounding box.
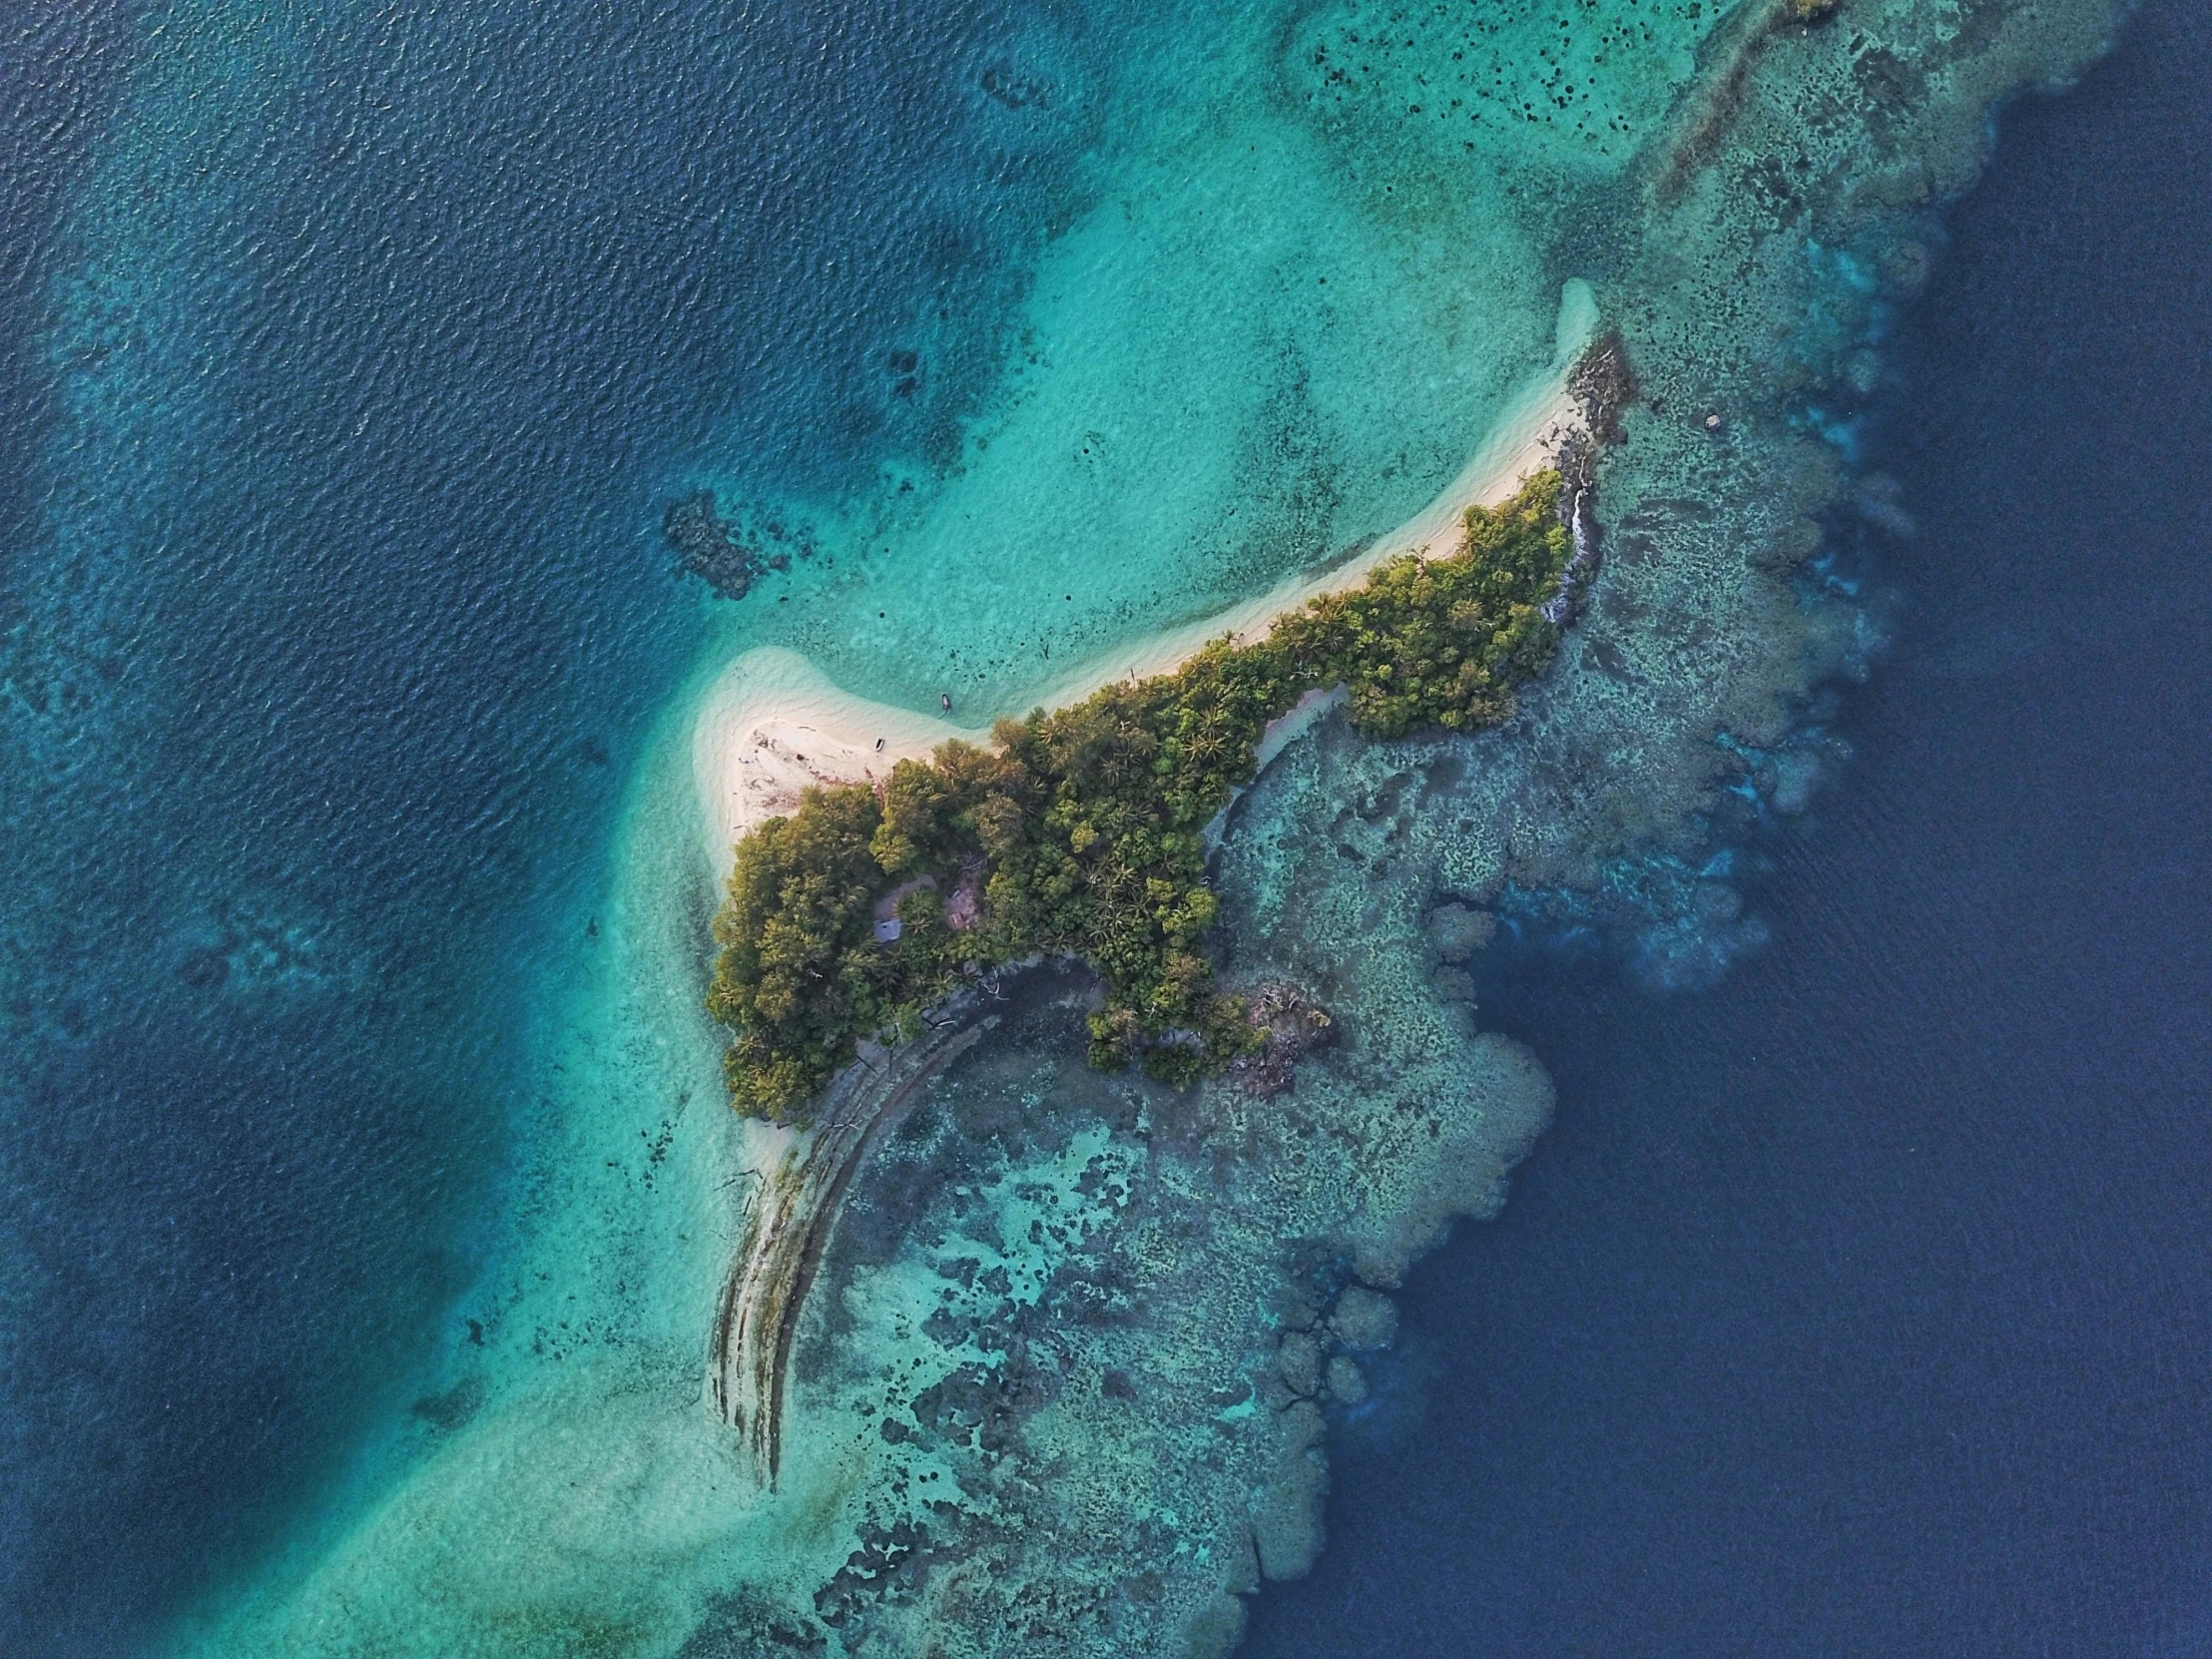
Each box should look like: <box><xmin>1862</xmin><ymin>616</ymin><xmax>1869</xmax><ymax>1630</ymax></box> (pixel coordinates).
<box><xmin>692</xmin><ymin>649</ymin><xmax>992</xmax><ymax>877</ymax></box>
<box><xmin>694</xmin><ymin>281</ymin><xmax>1599</xmax><ymax>875</ymax></box>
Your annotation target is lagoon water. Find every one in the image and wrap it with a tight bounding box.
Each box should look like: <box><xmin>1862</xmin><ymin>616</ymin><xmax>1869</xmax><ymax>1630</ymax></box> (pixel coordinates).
<box><xmin>0</xmin><ymin>2</ymin><xmax>1678</xmax><ymax>1647</ymax></box>
<box><xmin>0</xmin><ymin>0</ymin><xmax>2184</xmax><ymax>1653</ymax></box>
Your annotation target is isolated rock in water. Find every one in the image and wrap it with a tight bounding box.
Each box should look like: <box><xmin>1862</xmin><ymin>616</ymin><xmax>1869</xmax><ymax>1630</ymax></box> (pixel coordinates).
<box><xmin>1329</xmin><ymin>1285</ymin><xmax>1398</xmax><ymax>1353</ymax></box>
<box><xmin>1431</xmin><ymin>965</ymin><xmax>1476</xmax><ymax>1003</ymax></box>
<box><xmin>1228</xmin><ymin>980</ymin><xmax>1340</xmax><ymax>1097</ymax></box>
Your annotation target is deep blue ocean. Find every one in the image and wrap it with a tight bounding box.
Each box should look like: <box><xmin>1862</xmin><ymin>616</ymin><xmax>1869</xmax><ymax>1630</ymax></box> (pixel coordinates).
<box><xmin>0</xmin><ymin>3</ymin><xmax>1107</xmax><ymax>1653</ymax></box>
<box><xmin>4</xmin><ymin>0</ymin><xmax>2207</xmax><ymax>1653</ymax></box>
<box><xmin>1245</xmin><ymin>1</ymin><xmax>2212</xmax><ymax>1653</ymax></box>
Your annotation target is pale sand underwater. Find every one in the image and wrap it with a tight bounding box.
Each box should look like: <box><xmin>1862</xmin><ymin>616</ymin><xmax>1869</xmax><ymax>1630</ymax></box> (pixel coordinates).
<box><xmin>157</xmin><ymin>0</ymin><xmax>2128</xmax><ymax>1646</ymax></box>
<box><xmin>692</xmin><ymin>280</ymin><xmax>1598</xmax><ymax>872</ymax></box>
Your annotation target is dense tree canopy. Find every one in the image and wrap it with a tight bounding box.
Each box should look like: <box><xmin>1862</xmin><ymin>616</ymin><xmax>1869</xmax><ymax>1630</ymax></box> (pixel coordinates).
<box><xmin>708</xmin><ymin>471</ymin><xmax>1575</xmax><ymax>1120</ymax></box>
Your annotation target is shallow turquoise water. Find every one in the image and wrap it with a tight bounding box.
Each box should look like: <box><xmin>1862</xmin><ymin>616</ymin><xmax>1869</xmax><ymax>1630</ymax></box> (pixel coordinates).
<box><xmin>0</xmin><ymin>0</ymin><xmax>2122</xmax><ymax>1652</ymax></box>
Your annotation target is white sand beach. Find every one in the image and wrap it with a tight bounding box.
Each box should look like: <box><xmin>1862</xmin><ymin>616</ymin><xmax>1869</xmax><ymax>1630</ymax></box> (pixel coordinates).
<box><xmin>694</xmin><ymin>282</ymin><xmax>1599</xmax><ymax>873</ymax></box>
<box><xmin>692</xmin><ymin>648</ymin><xmax>991</xmax><ymax>876</ymax></box>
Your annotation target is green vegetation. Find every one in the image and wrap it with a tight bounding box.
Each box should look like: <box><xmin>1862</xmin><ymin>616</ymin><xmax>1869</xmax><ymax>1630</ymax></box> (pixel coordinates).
<box><xmin>707</xmin><ymin>471</ymin><xmax>1575</xmax><ymax>1120</ymax></box>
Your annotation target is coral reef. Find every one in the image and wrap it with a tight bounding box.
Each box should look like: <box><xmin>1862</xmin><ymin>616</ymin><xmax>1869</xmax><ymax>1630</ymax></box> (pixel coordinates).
<box><xmin>172</xmin><ymin>2</ymin><xmax>2124</xmax><ymax>1654</ymax></box>
<box><xmin>688</xmin><ymin>1</ymin><xmax>2126</xmax><ymax>1648</ymax></box>
<box><xmin>723</xmin><ymin>963</ymin><xmax>1553</xmax><ymax>1655</ymax></box>
<box><xmin>666</xmin><ymin>489</ymin><xmax>759</xmax><ymax>600</ymax></box>
<box><xmin>708</xmin><ymin>472</ymin><xmax>1585</xmax><ymax>1116</ymax></box>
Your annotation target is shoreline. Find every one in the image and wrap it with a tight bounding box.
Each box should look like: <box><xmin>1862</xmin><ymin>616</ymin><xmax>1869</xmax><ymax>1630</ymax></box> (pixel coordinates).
<box><xmin>692</xmin><ymin>280</ymin><xmax>1601</xmax><ymax>877</ymax></box>
<box><xmin>711</xmin><ymin>1000</ymin><xmax>998</xmax><ymax>1484</ymax></box>
<box><xmin>693</xmin><ymin>291</ymin><xmax>1618</xmax><ymax>1481</ymax></box>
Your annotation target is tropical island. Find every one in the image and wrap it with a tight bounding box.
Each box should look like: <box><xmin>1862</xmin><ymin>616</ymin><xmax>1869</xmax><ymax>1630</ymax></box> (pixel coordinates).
<box><xmin>693</xmin><ymin>328</ymin><xmax>1617</xmax><ymax>1479</ymax></box>
<box><xmin>707</xmin><ymin>466</ymin><xmax>1585</xmax><ymax>1119</ymax></box>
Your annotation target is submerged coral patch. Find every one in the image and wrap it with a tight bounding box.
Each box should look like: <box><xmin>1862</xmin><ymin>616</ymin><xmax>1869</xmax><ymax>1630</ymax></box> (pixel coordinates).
<box><xmin>737</xmin><ymin>962</ymin><xmax>1554</xmax><ymax>1654</ymax></box>
<box><xmin>708</xmin><ymin>473</ymin><xmax>1578</xmax><ymax>1116</ymax></box>
<box><xmin>168</xmin><ymin>0</ymin><xmax>2125</xmax><ymax>1653</ymax></box>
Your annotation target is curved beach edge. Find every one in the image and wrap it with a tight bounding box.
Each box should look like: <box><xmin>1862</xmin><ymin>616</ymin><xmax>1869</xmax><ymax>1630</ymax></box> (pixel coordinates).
<box><xmin>691</xmin><ymin>277</ymin><xmax>1604</xmax><ymax>882</ymax></box>
<box><xmin>697</xmin><ymin>285</ymin><xmax>1629</xmax><ymax>1485</ymax></box>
